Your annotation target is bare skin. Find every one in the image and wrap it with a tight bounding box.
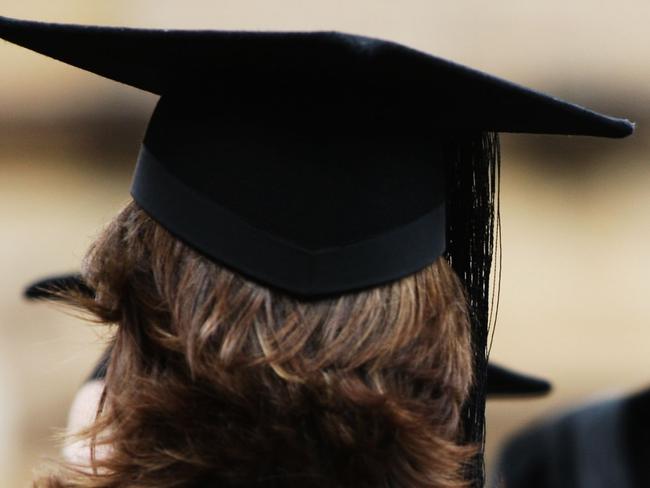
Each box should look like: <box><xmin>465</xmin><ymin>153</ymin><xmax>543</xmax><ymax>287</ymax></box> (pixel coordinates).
<box><xmin>62</xmin><ymin>380</ymin><xmax>106</xmax><ymax>465</ymax></box>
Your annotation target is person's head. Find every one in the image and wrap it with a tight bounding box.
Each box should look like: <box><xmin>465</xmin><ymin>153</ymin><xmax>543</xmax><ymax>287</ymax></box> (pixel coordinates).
<box><xmin>2</xmin><ymin>17</ymin><xmax>635</xmax><ymax>488</ymax></box>
<box><xmin>37</xmin><ymin>200</ymin><xmax>476</xmax><ymax>488</ymax></box>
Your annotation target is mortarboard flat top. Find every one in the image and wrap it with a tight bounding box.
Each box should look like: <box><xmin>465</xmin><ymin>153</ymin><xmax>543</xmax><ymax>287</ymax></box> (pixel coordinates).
<box><xmin>0</xmin><ymin>15</ymin><xmax>634</xmax><ymax>137</ymax></box>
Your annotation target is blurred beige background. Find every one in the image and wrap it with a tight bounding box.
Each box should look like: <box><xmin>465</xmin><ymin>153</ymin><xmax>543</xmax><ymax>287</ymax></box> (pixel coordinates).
<box><xmin>1</xmin><ymin>1</ymin><xmax>648</xmax><ymax>486</ymax></box>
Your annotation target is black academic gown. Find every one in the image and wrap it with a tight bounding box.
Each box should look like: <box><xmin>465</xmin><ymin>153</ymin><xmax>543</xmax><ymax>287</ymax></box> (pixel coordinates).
<box><xmin>493</xmin><ymin>387</ymin><xmax>650</xmax><ymax>488</ymax></box>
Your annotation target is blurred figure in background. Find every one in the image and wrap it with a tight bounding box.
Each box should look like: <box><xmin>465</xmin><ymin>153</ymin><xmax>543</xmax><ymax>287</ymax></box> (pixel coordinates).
<box><xmin>492</xmin><ymin>387</ymin><xmax>650</xmax><ymax>488</ymax></box>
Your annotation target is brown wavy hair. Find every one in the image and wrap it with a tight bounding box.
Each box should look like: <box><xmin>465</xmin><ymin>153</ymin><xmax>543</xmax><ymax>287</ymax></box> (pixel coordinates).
<box><xmin>35</xmin><ymin>200</ymin><xmax>476</xmax><ymax>488</ymax></box>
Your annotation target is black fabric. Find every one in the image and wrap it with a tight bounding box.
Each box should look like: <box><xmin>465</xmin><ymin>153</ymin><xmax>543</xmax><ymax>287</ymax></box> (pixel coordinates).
<box><xmin>622</xmin><ymin>387</ymin><xmax>650</xmax><ymax>488</ymax></box>
<box><xmin>141</xmin><ymin>95</ymin><xmax>446</xmax><ymax>251</ymax></box>
<box><xmin>132</xmin><ymin>145</ymin><xmax>447</xmax><ymax>297</ymax></box>
<box><xmin>23</xmin><ymin>273</ymin><xmax>94</xmax><ymax>300</ymax></box>
<box><xmin>494</xmin><ymin>414</ymin><xmax>580</xmax><ymax>488</ymax></box>
<box><xmin>486</xmin><ymin>363</ymin><xmax>551</xmax><ymax>397</ymax></box>
<box><xmin>2</xmin><ymin>14</ymin><xmax>635</xmax><ymax>298</ymax></box>
<box><xmin>128</xmin><ymin>85</ymin><xmax>452</xmax><ymax>296</ymax></box>
<box><xmin>0</xmin><ymin>15</ymin><xmax>634</xmax><ymax>138</ymax></box>
<box><xmin>494</xmin><ymin>393</ymin><xmax>650</xmax><ymax>488</ymax></box>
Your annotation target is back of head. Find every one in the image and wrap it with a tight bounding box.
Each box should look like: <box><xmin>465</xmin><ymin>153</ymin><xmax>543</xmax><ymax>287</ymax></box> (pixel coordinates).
<box><xmin>37</xmin><ymin>201</ymin><xmax>475</xmax><ymax>488</ymax></box>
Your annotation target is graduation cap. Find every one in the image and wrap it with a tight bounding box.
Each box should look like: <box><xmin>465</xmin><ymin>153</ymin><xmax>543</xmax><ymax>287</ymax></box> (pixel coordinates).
<box><xmin>2</xmin><ymin>15</ymin><xmax>632</xmax><ymax>486</ymax></box>
<box><xmin>24</xmin><ymin>273</ymin><xmax>552</xmax><ymax>398</ymax></box>
<box><xmin>486</xmin><ymin>363</ymin><xmax>551</xmax><ymax>397</ymax></box>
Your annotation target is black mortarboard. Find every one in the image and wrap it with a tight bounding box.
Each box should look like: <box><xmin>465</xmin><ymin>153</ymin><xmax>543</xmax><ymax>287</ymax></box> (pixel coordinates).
<box><xmin>2</xmin><ymin>15</ymin><xmax>631</xmax><ymax>486</ymax></box>
<box><xmin>23</xmin><ymin>273</ymin><xmax>95</xmax><ymax>301</ymax></box>
<box><xmin>486</xmin><ymin>363</ymin><xmax>551</xmax><ymax>397</ymax></box>
<box><xmin>23</xmin><ymin>273</ymin><xmax>552</xmax><ymax>398</ymax></box>
<box><xmin>0</xmin><ymin>16</ymin><xmax>633</xmax><ymax>297</ymax></box>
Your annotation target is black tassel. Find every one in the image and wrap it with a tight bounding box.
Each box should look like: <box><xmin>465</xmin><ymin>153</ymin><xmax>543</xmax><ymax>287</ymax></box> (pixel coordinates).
<box><xmin>445</xmin><ymin>131</ymin><xmax>501</xmax><ymax>487</ymax></box>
